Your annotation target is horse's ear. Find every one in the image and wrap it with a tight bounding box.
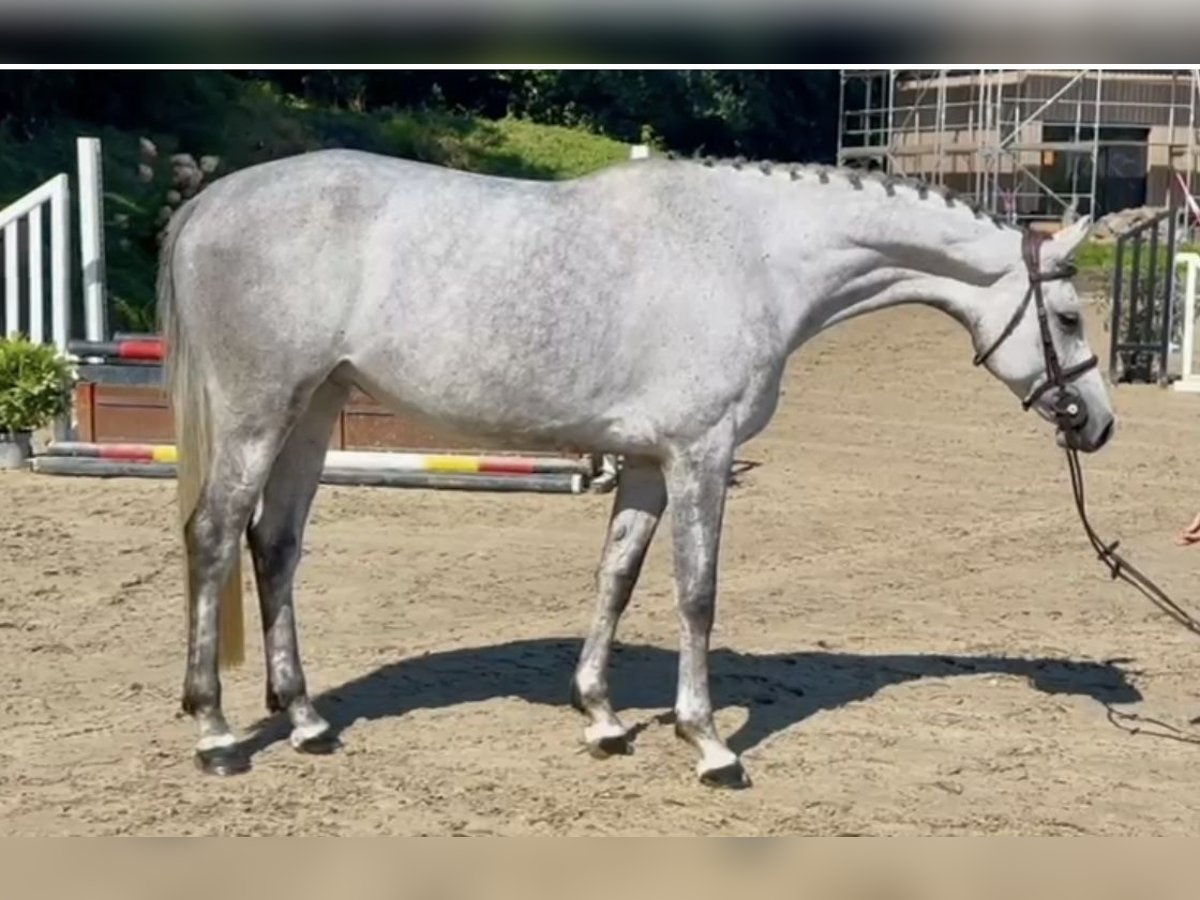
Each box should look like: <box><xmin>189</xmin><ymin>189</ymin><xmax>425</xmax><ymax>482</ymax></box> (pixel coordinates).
<box><xmin>1047</xmin><ymin>216</ymin><xmax>1092</xmax><ymax>261</ymax></box>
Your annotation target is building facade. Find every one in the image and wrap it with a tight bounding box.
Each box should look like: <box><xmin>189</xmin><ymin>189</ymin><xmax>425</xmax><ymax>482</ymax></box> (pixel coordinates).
<box><xmin>838</xmin><ymin>69</ymin><xmax>1200</xmax><ymax>225</ymax></box>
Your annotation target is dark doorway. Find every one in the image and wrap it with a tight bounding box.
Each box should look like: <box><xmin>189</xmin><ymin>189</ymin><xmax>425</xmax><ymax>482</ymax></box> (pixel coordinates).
<box><xmin>1039</xmin><ymin>124</ymin><xmax>1149</xmax><ymax>217</ymax></box>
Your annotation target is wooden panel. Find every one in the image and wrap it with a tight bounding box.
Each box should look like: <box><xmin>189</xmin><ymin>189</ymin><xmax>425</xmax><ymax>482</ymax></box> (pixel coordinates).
<box><xmin>343</xmin><ymin>409</ymin><xmax>491</xmax><ymax>452</ymax></box>
<box><xmin>91</xmin><ymin>383</ymin><xmax>172</xmax><ymax>445</ymax></box>
<box><xmin>339</xmin><ymin>386</ymin><xmax>569</xmax><ymax>454</ymax></box>
<box><xmin>333</xmin><ymin>402</ymin><xmax>347</xmax><ymax>450</ymax></box>
<box><xmin>73</xmin><ymin>382</ymin><xmax>96</xmax><ymax>443</ymax></box>
<box><xmin>92</xmin><ymin>404</ymin><xmax>175</xmax><ymax>444</ymax></box>
<box><xmin>95</xmin><ymin>383</ymin><xmax>169</xmax><ymax>409</ymax></box>
<box><xmin>342</xmin><ymin>387</ymin><xmax>483</xmax><ymax>451</ymax></box>
<box><xmin>75</xmin><ymin>381</ymin><xmax>576</xmax><ymax>457</ymax></box>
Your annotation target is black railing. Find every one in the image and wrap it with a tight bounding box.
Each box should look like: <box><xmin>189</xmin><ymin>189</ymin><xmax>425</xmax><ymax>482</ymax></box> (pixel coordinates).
<box><xmin>1108</xmin><ymin>187</ymin><xmax>1180</xmax><ymax>385</ymax></box>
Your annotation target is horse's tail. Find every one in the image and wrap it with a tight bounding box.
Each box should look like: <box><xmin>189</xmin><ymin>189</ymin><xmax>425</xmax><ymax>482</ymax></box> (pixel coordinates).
<box><xmin>157</xmin><ymin>199</ymin><xmax>245</xmax><ymax>669</ymax></box>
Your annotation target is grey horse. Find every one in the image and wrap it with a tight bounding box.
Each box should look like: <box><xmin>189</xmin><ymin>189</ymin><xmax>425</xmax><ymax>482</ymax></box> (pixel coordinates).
<box><xmin>160</xmin><ymin>151</ymin><xmax>1114</xmax><ymax>788</ymax></box>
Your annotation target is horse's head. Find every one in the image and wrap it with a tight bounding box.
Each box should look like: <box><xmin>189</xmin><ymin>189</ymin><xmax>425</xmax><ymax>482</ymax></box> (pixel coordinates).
<box><xmin>972</xmin><ymin>217</ymin><xmax>1114</xmax><ymax>453</ymax></box>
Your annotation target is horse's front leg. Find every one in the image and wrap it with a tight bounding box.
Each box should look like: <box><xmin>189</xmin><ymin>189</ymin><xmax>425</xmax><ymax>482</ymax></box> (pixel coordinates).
<box><xmin>663</xmin><ymin>423</ymin><xmax>750</xmax><ymax>789</ymax></box>
<box><xmin>571</xmin><ymin>457</ymin><xmax>666</xmax><ymax>756</ymax></box>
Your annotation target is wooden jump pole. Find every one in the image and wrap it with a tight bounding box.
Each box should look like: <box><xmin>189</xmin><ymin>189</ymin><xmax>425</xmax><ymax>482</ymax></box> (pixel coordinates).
<box><xmin>46</xmin><ymin>442</ymin><xmax>178</xmax><ymax>463</ymax></box>
<box><xmin>30</xmin><ymin>456</ymin><xmax>586</xmax><ymax>494</ymax></box>
<box><xmin>59</xmin><ymin>335</ymin><xmax>615</xmax><ymax>492</ymax></box>
<box><xmin>44</xmin><ymin>441</ymin><xmax>595</xmax><ymax>477</ymax></box>
<box><xmin>67</xmin><ymin>338</ymin><xmax>163</xmax><ymax>361</ymax></box>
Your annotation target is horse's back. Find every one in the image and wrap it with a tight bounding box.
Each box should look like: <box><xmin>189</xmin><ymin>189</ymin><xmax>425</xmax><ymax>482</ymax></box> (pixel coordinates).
<box><xmin>169</xmin><ymin>149</ymin><xmax>657</xmax><ymax>355</ymax></box>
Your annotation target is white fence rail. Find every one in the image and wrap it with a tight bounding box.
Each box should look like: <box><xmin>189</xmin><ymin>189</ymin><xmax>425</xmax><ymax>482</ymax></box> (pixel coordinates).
<box><xmin>77</xmin><ymin>137</ymin><xmax>107</xmax><ymax>344</ymax></box>
<box><xmin>0</xmin><ymin>136</ymin><xmax>107</xmax><ymax>353</ymax></box>
<box><xmin>0</xmin><ymin>173</ymin><xmax>70</xmax><ymax>351</ymax></box>
<box><xmin>1173</xmin><ymin>252</ymin><xmax>1200</xmax><ymax>392</ymax></box>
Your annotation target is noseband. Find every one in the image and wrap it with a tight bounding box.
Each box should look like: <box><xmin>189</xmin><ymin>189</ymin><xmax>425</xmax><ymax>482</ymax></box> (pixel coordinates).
<box><xmin>971</xmin><ymin>229</ymin><xmax>1098</xmax><ymax>429</ymax></box>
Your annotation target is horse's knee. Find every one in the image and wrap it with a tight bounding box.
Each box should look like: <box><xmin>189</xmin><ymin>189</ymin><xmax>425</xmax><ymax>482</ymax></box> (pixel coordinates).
<box><xmin>185</xmin><ymin>494</ymin><xmax>247</xmax><ymax>578</ymax></box>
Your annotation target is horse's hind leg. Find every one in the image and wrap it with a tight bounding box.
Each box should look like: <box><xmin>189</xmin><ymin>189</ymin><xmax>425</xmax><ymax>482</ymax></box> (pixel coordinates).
<box><xmin>247</xmin><ymin>378</ymin><xmax>348</xmax><ymax>754</ymax></box>
<box><xmin>182</xmin><ymin>416</ymin><xmax>292</xmax><ymax>775</ymax></box>
<box><xmin>571</xmin><ymin>458</ymin><xmax>666</xmax><ymax>757</ymax></box>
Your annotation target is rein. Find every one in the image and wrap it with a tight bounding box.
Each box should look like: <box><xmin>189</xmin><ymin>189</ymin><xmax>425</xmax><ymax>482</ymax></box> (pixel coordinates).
<box><xmin>975</xmin><ymin>229</ymin><xmax>1200</xmax><ymax>744</ymax></box>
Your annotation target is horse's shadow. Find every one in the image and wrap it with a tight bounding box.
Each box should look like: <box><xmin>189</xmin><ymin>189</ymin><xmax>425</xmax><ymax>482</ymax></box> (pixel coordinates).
<box><xmin>244</xmin><ymin>638</ymin><xmax>1141</xmax><ymax>757</ymax></box>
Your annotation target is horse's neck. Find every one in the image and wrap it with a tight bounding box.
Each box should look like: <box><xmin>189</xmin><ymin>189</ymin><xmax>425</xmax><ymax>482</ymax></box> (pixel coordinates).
<box><xmin>765</xmin><ymin>185</ymin><xmax>1022</xmax><ymax>349</ymax></box>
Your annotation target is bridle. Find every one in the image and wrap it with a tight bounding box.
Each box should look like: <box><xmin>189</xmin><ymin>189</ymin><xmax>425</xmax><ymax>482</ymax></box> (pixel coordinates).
<box><xmin>971</xmin><ymin>228</ymin><xmax>1099</xmax><ymax>430</ymax></box>
<box><xmin>965</xmin><ymin>228</ymin><xmax>1200</xmax><ymax>745</ymax></box>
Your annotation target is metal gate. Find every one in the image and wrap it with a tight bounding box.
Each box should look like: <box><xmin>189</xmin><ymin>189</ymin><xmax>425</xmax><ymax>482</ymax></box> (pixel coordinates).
<box><xmin>1108</xmin><ymin>187</ymin><xmax>1181</xmax><ymax>385</ymax></box>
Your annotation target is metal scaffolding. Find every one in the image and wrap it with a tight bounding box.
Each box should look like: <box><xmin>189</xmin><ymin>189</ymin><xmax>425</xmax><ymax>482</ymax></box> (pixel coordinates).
<box><xmin>837</xmin><ymin>68</ymin><xmax>1200</xmax><ymax>234</ymax></box>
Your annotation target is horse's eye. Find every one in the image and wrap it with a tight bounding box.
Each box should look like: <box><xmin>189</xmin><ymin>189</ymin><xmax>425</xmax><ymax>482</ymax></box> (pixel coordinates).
<box><xmin>1057</xmin><ymin>311</ymin><xmax>1081</xmax><ymax>330</ymax></box>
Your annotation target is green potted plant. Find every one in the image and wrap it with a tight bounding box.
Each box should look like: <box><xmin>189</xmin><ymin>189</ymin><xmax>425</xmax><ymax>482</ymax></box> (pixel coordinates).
<box><xmin>0</xmin><ymin>335</ymin><xmax>74</xmax><ymax>470</ymax></box>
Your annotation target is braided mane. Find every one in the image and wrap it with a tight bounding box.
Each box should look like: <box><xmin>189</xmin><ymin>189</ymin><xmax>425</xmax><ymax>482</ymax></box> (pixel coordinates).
<box><xmin>656</xmin><ymin>150</ymin><xmax>1015</xmax><ymax>232</ymax></box>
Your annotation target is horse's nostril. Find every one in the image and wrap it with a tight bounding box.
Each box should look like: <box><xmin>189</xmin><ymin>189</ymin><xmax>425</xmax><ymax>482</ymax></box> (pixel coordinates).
<box><xmin>1096</xmin><ymin>419</ymin><xmax>1114</xmax><ymax>448</ymax></box>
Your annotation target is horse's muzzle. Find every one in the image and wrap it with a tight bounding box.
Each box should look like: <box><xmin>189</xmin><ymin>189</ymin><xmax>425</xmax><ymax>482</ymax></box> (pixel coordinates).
<box><xmin>1058</xmin><ymin>410</ymin><xmax>1114</xmax><ymax>453</ymax></box>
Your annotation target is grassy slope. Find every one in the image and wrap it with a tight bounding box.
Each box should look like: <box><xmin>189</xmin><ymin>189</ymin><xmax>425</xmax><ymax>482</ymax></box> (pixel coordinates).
<box><xmin>1</xmin><ymin>78</ymin><xmax>629</xmax><ymax>332</ymax></box>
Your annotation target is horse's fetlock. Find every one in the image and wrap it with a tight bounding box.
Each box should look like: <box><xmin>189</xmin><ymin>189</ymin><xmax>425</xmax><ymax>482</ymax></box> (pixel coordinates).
<box><xmin>265</xmin><ymin>677</ymin><xmax>306</xmax><ymax>715</ymax></box>
<box><xmin>181</xmin><ymin>681</ymin><xmax>219</xmax><ymax>717</ymax></box>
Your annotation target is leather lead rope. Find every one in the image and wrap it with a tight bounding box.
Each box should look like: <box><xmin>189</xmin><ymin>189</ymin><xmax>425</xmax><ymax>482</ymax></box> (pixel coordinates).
<box><xmin>1064</xmin><ymin>447</ymin><xmax>1200</xmax><ymax>637</ymax></box>
<box><xmin>983</xmin><ymin>228</ymin><xmax>1200</xmax><ymax>743</ymax></box>
<box><xmin>1064</xmin><ymin>443</ymin><xmax>1200</xmax><ymax>744</ymax></box>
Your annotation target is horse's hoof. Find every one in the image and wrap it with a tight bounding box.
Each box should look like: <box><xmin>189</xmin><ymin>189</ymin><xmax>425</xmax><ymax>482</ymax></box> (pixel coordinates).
<box><xmin>293</xmin><ymin>731</ymin><xmax>341</xmax><ymax>755</ymax></box>
<box><xmin>699</xmin><ymin>761</ymin><xmax>752</xmax><ymax>790</ymax></box>
<box><xmin>587</xmin><ymin>733</ymin><xmax>633</xmax><ymax>759</ymax></box>
<box><xmin>194</xmin><ymin>744</ymin><xmax>251</xmax><ymax>776</ymax></box>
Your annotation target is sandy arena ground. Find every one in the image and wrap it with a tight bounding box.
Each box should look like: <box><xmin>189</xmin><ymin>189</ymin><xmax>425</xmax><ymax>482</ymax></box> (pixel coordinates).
<box><xmin>3</xmin><ymin>303</ymin><xmax>1200</xmax><ymax>835</ymax></box>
